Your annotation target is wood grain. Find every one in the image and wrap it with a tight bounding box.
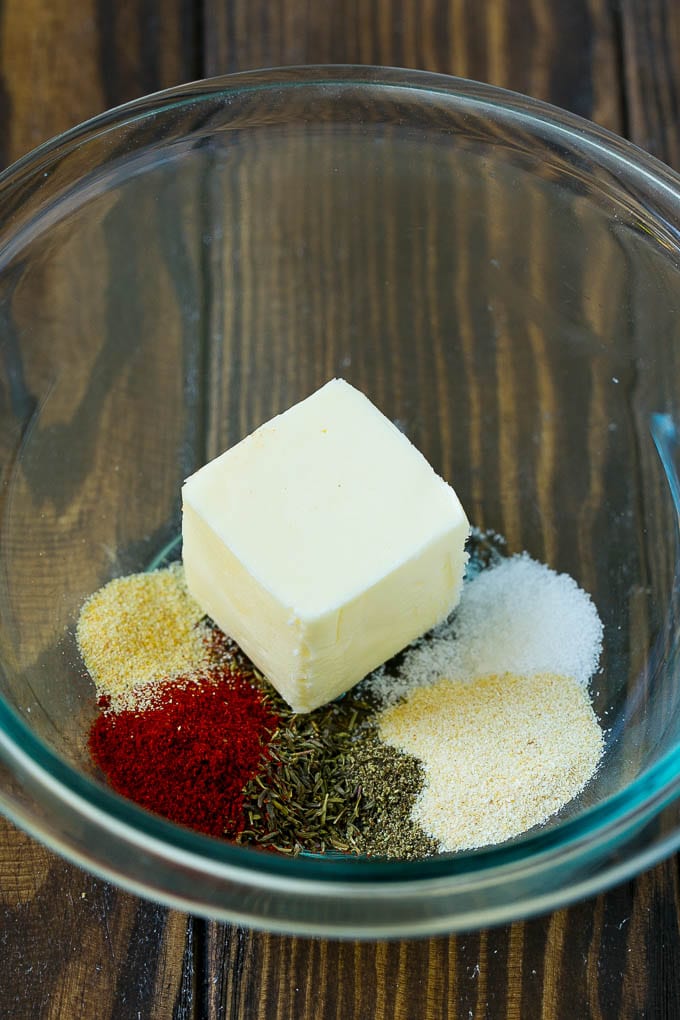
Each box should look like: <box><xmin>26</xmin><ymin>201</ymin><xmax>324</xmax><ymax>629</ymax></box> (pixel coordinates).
<box><xmin>0</xmin><ymin>2</ymin><xmax>198</xmax><ymax>1019</ymax></box>
<box><xmin>621</xmin><ymin>0</ymin><xmax>680</xmax><ymax>170</ymax></box>
<box><xmin>0</xmin><ymin>827</ymin><xmax>195</xmax><ymax>1019</ymax></box>
<box><xmin>204</xmin><ymin>0</ymin><xmax>623</xmax><ymax>133</ymax></box>
<box><xmin>0</xmin><ymin>0</ymin><xmax>679</xmax><ymax>1018</ymax></box>
<box><xmin>201</xmin><ymin>885</ymin><xmax>680</xmax><ymax>1020</ymax></box>
<box><xmin>199</xmin><ymin>3</ymin><xmax>680</xmax><ymax>1020</ymax></box>
<box><xmin>0</xmin><ymin>0</ymin><xmax>199</xmax><ymax>168</ymax></box>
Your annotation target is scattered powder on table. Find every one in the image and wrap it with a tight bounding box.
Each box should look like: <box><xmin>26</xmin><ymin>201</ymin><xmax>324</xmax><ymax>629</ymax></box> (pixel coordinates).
<box><xmin>364</xmin><ymin>553</ymin><xmax>603</xmax><ymax>707</ymax></box>
<box><xmin>379</xmin><ymin>672</ymin><xmax>604</xmax><ymax>851</ymax></box>
<box><xmin>77</xmin><ymin>563</ymin><xmax>210</xmax><ymax>709</ymax></box>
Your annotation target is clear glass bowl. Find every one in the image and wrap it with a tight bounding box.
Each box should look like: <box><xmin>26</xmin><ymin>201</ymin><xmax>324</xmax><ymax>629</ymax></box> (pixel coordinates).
<box><xmin>1</xmin><ymin>66</ymin><xmax>680</xmax><ymax>937</ymax></box>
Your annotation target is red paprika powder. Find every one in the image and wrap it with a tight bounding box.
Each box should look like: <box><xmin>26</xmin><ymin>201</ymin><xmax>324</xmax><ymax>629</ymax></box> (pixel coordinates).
<box><xmin>89</xmin><ymin>670</ymin><xmax>279</xmax><ymax>837</ymax></box>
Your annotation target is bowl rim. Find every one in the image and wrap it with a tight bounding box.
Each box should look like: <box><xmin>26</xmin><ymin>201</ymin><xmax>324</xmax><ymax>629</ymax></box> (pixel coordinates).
<box><xmin>1</xmin><ymin>64</ymin><xmax>680</xmax><ymax>201</ymax></box>
<box><xmin>2</xmin><ymin>64</ymin><xmax>680</xmax><ymax>921</ymax></box>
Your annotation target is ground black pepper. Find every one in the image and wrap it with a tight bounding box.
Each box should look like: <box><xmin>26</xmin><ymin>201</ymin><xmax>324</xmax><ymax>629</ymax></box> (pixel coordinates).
<box><xmin>345</xmin><ymin>737</ymin><xmax>439</xmax><ymax>860</ymax></box>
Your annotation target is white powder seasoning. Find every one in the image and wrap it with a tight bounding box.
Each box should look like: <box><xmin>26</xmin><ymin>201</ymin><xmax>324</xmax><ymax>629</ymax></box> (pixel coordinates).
<box><xmin>365</xmin><ymin>553</ymin><xmax>603</xmax><ymax>707</ymax></box>
<box><xmin>379</xmin><ymin>673</ymin><xmax>604</xmax><ymax>851</ymax></box>
<box><xmin>366</xmin><ymin>549</ymin><xmax>606</xmax><ymax>850</ymax></box>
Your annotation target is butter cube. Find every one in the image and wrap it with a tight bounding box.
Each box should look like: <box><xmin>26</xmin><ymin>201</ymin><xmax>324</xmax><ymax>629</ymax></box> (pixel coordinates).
<box><xmin>182</xmin><ymin>379</ymin><xmax>469</xmax><ymax>712</ymax></box>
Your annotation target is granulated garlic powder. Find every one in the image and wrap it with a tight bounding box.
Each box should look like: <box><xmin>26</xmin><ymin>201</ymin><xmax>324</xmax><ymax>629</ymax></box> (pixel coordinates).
<box><xmin>77</xmin><ymin>563</ymin><xmax>210</xmax><ymax>708</ymax></box>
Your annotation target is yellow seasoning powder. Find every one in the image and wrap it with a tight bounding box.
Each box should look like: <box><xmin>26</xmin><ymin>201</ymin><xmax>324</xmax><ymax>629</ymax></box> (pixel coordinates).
<box><xmin>378</xmin><ymin>672</ymin><xmax>604</xmax><ymax>852</ymax></box>
<box><xmin>76</xmin><ymin>563</ymin><xmax>209</xmax><ymax>709</ymax></box>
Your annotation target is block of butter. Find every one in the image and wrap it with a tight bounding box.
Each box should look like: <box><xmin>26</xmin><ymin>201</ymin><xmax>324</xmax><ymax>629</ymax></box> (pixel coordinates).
<box><xmin>182</xmin><ymin>379</ymin><xmax>469</xmax><ymax>712</ymax></box>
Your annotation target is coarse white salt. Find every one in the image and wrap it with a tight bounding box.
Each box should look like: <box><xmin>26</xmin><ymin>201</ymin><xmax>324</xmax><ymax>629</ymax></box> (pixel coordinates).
<box><xmin>364</xmin><ymin>552</ymin><xmax>603</xmax><ymax>706</ymax></box>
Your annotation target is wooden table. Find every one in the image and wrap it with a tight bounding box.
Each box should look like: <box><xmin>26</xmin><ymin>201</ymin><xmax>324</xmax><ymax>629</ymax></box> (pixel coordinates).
<box><xmin>1</xmin><ymin>2</ymin><xmax>679</xmax><ymax>1017</ymax></box>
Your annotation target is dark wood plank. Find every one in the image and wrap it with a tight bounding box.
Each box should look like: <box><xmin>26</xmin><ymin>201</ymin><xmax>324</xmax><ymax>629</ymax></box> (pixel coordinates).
<box><xmin>205</xmin><ymin>0</ymin><xmax>623</xmax><ymax>133</ymax></box>
<box><xmin>198</xmin><ymin>877</ymin><xmax>680</xmax><ymax>1020</ymax></box>
<box><xmin>621</xmin><ymin>0</ymin><xmax>680</xmax><ymax>170</ymax></box>
<box><xmin>0</xmin><ymin>0</ymin><xmax>199</xmax><ymax>167</ymax></box>
<box><xmin>0</xmin><ymin>1</ymin><xmax>199</xmax><ymax>1018</ymax></box>
<box><xmin>0</xmin><ymin>2</ymin><xmax>678</xmax><ymax>1019</ymax></box>
<box><xmin>0</xmin><ymin>824</ymin><xmax>194</xmax><ymax>1020</ymax></box>
<box><xmin>201</xmin><ymin>881</ymin><xmax>680</xmax><ymax>1020</ymax></box>
<box><xmin>0</xmin><ymin>802</ymin><xmax>197</xmax><ymax>1018</ymax></box>
<box><xmin>199</xmin><ymin>3</ymin><xmax>680</xmax><ymax>1020</ymax></box>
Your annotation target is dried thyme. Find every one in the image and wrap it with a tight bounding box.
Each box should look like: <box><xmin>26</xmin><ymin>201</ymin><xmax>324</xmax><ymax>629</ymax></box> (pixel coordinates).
<box><xmin>233</xmin><ymin>660</ymin><xmax>436</xmax><ymax>858</ymax></box>
<box><xmin>236</xmin><ymin>685</ymin><xmax>372</xmax><ymax>855</ymax></box>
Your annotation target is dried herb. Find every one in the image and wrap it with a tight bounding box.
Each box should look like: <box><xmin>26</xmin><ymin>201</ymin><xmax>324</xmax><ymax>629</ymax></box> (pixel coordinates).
<box><xmin>232</xmin><ymin>651</ymin><xmax>436</xmax><ymax>858</ymax></box>
<box><xmin>344</xmin><ymin>738</ymin><xmax>439</xmax><ymax>860</ymax></box>
<box><xmin>236</xmin><ymin>683</ymin><xmax>374</xmax><ymax>855</ymax></box>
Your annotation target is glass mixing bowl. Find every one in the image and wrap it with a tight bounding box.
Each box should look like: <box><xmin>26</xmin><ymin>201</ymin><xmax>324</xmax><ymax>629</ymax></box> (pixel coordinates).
<box><xmin>1</xmin><ymin>66</ymin><xmax>680</xmax><ymax>937</ymax></box>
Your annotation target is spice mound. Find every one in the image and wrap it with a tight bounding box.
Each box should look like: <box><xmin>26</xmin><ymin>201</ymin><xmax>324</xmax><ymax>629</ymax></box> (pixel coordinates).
<box><xmin>79</xmin><ymin>538</ymin><xmax>606</xmax><ymax>859</ymax></box>
<box><xmin>77</xmin><ymin>562</ymin><xmax>209</xmax><ymax>710</ymax></box>
<box><xmin>235</xmin><ymin>684</ymin><xmax>436</xmax><ymax>859</ymax></box>
<box><xmin>90</xmin><ymin>672</ymin><xmax>279</xmax><ymax>836</ymax></box>
<box><xmin>379</xmin><ymin>673</ymin><xmax>604</xmax><ymax>852</ymax></box>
